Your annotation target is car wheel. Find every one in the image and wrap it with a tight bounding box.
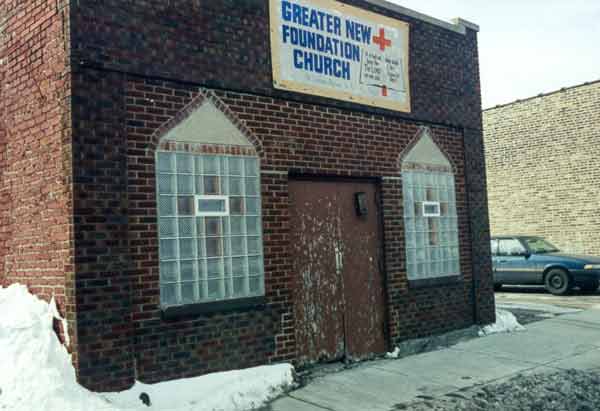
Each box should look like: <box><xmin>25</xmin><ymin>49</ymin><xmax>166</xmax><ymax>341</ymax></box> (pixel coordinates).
<box><xmin>580</xmin><ymin>279</ymin><xmax>599</xmax><ymax>294</ymax></box>
<box><xmin>493</xmin><ymin>283</ymin><xmax>502</xmax><ymax>291</ymax></box>
<box><xmin>544</xmin><ymin>269</ymin><xmax>572</xmax><ymax>296</ymax></box>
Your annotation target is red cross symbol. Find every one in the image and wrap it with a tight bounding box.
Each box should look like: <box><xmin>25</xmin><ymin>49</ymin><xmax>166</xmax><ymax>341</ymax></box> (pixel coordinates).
<box><xmin>373</xmin><ymin>28</ymin><xmax>392</xmax><ymax>51</ymax></box>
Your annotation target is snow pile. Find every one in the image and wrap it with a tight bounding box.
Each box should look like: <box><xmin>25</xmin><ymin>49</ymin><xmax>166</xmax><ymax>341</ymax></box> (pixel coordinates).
<box><xmin>105</xmin><ymin>365</ymin><xmax>294</xmax><ymax>411</ymax></box>
<box><xmin>0</xmin><ymin>283</ymin><xmax>294</xmax><ymax>411</ymax></box>
<box><xmin>385</xmin><ymin>347</ymin><xmax>401</xmax><ymax>359</ymax></box>
<box><xmin>478</xmin><ymin>309</ymin><xmax>525</xmax><ymax>337</ymax></box>
<box><xmin>0</xmin><ymin>283</ymin><xmax>120</xmax><ymax>411</ymax></box>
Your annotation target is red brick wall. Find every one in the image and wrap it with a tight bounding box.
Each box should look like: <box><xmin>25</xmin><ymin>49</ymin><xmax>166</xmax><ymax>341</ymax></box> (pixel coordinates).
<box><xmin>69</xmin><ymin>0</ymin><xmax>482</xmax><ymax>129</ymax></box>
<box><xmin>70</xmin><ymin>73</ymin><xmax>487</xmax><ymax>390</ymax></box>
<box><xmin>0</xmin><ymin>0</ymin><xmax>76</xmax><ymax>345</ymax></box>
<box><xmin>71</xmin><ymin>69</ymin><xmax>133</xmax><ymax>391</ymax></box>
<box><xmin>64</xmin><ymin>0</ymin><xmax>494</xmax><ymax>392</ymax></box>
<box><xmin>0</xmin><ymin>0</ymin><xmax>495</xmax><ymax>394</ymax></box>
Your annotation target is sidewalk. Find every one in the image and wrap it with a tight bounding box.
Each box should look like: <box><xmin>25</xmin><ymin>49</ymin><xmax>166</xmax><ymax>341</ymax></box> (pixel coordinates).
<box><xmin>269</xmin><ymin>309</ymin><xmax>600</xmax><ymax>411</ymax></box>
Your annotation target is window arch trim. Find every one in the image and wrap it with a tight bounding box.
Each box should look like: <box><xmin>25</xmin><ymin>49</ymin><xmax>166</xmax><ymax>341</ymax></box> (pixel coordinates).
<box><xmin>146</xmin><ymin>89</ymin><xmax>263</xmax><ymax>156</ymax></box>
<box><xmin>398</xmin><ymin>127</ymin><xmax>457</xmax><ymax>174</ymax></box>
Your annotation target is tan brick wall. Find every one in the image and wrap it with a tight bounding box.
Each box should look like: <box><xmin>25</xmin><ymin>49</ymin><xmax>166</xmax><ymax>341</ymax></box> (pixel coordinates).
<box><xmin>483</xmin><ymin>81</ymin><xmax>600</xmax><ymax>255</ymax></box>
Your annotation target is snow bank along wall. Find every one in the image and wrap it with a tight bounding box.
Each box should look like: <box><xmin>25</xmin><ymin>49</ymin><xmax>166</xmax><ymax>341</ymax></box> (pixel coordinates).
<box><xmin>0</xmin><ymin>0</ymin><xmax>495</xmax><ymax>392</ymax></box>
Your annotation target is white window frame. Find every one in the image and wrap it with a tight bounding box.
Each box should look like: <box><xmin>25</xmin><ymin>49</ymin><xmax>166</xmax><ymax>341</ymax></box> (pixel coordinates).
<box><xmin>195</xmin><ymin>195</ymin><xmax>230</xmax><ymax>217</ymax></box>
<box><xmin>422</xmin><ymin>201</ymin><xmax>441</xmax><ymax>217</ymax></box>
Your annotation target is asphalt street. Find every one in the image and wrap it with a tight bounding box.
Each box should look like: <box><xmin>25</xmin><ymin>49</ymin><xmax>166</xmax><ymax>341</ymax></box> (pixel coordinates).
<box><xmin>495</xmin><ymin>285</ymin><xmax>600</xmax><ymax>310</ymax></box>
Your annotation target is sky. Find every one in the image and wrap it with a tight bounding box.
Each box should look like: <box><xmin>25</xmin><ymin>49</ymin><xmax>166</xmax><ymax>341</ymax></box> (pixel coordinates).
<box><xmin>391</xmin><ymin>0</ymin><xmax>600</xmax><ymax>108</ymax></box>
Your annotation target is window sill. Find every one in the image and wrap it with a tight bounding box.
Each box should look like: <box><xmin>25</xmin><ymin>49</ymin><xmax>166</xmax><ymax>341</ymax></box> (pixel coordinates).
<box><xmin>161</xmin><ymin>296</ymin><xmax>266</xmax><ymax>320</ymax></box>
<box><xmin>408</xmin><ymin>275</ymin><xmax>462</xmax><ymax>289</ymax></box>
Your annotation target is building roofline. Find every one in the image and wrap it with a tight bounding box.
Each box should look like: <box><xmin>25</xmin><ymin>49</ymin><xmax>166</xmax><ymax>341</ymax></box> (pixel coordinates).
<box><xmin>483</xmin><ymin>78</ymin><xmax>600</xmax><ymax>112</ymax></box>
<box><xmin>363</xmin><ymin>0</ymin><xmax>479</xmax><ymax>35</ymax></box>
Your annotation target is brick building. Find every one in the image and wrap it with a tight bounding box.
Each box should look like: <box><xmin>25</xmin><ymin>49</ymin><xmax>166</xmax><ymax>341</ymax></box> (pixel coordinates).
<box><xmin>1</xmin><ymin>0</ymin><xmax>495</xmax><ymax>392</ymax></box>
<box><xmin>484</xmin><ymin>80</ymin><xmax>600</xmax><ymax>255</ymax></box>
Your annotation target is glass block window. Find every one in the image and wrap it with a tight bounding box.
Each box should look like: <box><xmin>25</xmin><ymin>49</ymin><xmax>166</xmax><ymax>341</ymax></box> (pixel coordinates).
<box><xmin>156</xmin><ymin>151</ymin><xmax>264</xmax><ymax>306</ymax></box>
<box><xmin>403</xmin><ymin>170</ymin><xmax>460</xmax><ymax>280</ymax></box>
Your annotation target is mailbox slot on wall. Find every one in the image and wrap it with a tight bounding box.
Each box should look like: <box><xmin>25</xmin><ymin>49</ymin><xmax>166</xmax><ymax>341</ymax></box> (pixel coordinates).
<box><xmin>355</xmin><ymin>192</ymin><xmax>368</xmax><ymax>217</ymax></box>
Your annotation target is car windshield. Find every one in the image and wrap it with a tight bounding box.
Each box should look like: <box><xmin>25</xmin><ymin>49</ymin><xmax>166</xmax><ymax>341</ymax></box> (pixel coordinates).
<box><xmin>523</xmin><ymin>237</ymin><xmax>559</xmax><ymax>254</ymax></box>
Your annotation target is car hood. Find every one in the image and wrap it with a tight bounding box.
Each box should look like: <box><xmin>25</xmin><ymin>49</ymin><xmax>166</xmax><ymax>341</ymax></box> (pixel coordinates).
<box><xmin>543</xmin><ymin>252</ymin><xmax>600</xmax><ymax>264</ymax></box>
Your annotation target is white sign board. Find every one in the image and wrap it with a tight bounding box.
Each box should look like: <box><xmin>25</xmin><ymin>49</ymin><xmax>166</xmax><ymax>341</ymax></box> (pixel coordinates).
<box><xmin>269</xmin><ymin>0</ymin><xmax>411</xmax><ymax>112</ymax></box>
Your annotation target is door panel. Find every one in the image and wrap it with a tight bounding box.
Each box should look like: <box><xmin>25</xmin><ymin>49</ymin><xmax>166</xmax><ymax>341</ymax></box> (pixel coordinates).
<box><xmin>497</xmin><ymin>238</ymin><xmax>538</xmax><ymax>284</ymax></box>
<box><xmin>289</xmin><ymin>181</ymin><xmax>346</xmax><ymax>363</ymax></box>
<box><xmin>289</xmin><ymin>179</ymin><xmax>386</xmax><ymax>365</ymax></box>
<box><xmin>497</xmin><ymin>256</ymin><xmax>530</xmax><ymax>284</ymax></box>
<box><xmin>337</xmin><ymin>183</ymin><xmax>386</xmax><ymax>359</ymax></box>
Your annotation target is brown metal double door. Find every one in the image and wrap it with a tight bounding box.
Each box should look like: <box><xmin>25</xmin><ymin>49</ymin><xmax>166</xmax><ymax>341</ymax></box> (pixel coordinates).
<box><xmin>289</xmin><ymin>178</ymin><xmax>387</xmax><ymax>365</ymax></box>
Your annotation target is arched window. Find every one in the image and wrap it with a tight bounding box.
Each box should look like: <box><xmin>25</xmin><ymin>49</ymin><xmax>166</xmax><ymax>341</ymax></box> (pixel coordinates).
<box><xmin>156</xmin><ymin>100</ymin><xmax>264</xmax><ymax>306</ymax></box>
<box><xmin>402</xmin><ymin>129</ymin><xmax>460</xmax><ymax>280</ymax></box>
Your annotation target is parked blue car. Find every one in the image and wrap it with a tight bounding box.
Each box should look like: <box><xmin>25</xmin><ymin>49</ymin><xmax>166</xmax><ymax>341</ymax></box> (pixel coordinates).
<box><xmin>491</xmin><ymin>236</ymin><xmax>600</xmax><ymax>295</ymax></box>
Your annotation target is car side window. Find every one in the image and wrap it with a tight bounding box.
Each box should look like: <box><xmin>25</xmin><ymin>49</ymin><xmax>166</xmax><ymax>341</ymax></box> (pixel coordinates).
<box><xmin>498</xmin><ymin>239</ymin><xmax>526</xmax><ymax>256</ymax></box>
<box><xmin>490</xmin><ymin>239</ymin><xmax>499</xmax><ymax>256</ymax></box>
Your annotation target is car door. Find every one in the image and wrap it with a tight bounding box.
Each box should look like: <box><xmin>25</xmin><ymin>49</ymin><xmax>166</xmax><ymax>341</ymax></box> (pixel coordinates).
<box><xmin>496</xmin><ymin>238</ymin><xmax>535</xmax><ymax>284</ymax></box>
<box><xmin>519</xmin><ymin>237</ymin><xmax>551</xmax><ymax>284</ymax></box>
<box><xmin>490</xmin><ymin>239</ymin><xmax>502</xmax><ymax>283</ymax></box>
